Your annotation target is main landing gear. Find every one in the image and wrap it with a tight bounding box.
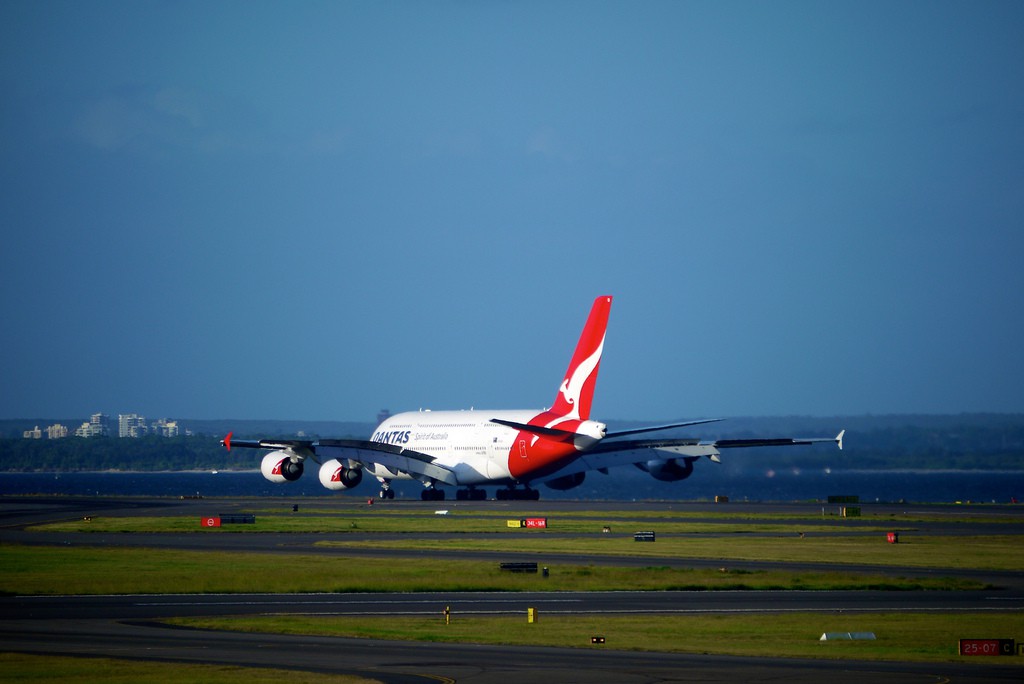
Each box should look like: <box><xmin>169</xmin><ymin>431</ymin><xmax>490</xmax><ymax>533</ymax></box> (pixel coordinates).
<box><xmin>420</xmin><ymin>487</ymin><xmax>446</xmax><ymax>501</ymax></box>
<box><xmin>378</xmin><ymin>481</ymin><xmax>396</xmax><ymax>500</ymax></box>
<box><xmin>455</xmin><ymin>487</ymin><xmax>487</xmax><ymax>501</ymax></box>
<box><xmin>495</xmin><ymin>486</ymin><xmax>540</xmax><ymax>501</ymax></box>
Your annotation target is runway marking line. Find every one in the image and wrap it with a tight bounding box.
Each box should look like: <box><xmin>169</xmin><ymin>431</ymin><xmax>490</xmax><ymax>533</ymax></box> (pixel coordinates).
<box><xmin>135</xmin><ymin>598</ymin><xmax>584</xmax><ymax>607</ymax></box>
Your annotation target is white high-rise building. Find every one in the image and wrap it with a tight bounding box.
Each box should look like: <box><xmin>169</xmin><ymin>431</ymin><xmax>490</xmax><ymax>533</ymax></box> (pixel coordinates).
<box><xmin>46</xmin><ymin>424</ymin><xmax>68</xmax><ymax>439</ymax></box>
<box><xmin>151</xmin><ymin>419</ymin><xmax>179</xmax><ymax>437</ymax></box>
<box><xmin>119</xmin><ymin>414</ymin><xmax>148</xmax><ymax>438</ymax></box>
<box><xmin>74</xmin><ymin>413</ymin><xmax>110</xmax><ymax>438</ymax></box>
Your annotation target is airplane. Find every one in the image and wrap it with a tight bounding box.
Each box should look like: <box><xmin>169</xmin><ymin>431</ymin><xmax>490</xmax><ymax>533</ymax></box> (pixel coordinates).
<box><xmin>222</xmin><ymin>295</ymin><xmax>843</xmax><ymax>501</ymax></box>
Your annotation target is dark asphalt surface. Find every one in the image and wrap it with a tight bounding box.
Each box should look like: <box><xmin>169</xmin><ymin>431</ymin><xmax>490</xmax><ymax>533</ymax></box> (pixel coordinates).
<box><xmin>4</xmin><ymin>589</ymin><xmax>1023</xmax><ymax>622</ymax></box>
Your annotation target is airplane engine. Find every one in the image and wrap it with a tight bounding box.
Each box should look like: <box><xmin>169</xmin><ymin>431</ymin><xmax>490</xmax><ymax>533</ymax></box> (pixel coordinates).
<box><xmin>545</xmin><ymin>472</ymin><xmax>586</xmax><ymax>491</ymax></box>
<box><xmin>261</xmin><ymin>451</ymin><xmax>304</xmax><ymax>483</ymax></box>
<box><xmin>318</xmin><ymin>459</ymin><xmax>363</xmax><ymax>491</ymax></box>
<box><xmin>640</xmin><ymin>457</ymin><xmax>697</xmax><ymax>482</ymax></box>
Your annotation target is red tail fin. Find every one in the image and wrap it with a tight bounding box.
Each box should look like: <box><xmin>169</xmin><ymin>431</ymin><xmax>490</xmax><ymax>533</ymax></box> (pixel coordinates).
<box><xmin>550</xmin><ymin>296</ymin><xmax>612</xmax><ymax>420</ymax></box>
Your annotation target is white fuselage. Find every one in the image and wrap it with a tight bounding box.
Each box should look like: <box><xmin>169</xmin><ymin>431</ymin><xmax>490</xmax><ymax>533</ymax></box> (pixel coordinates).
<box><xmin>365</xmin><ymin>409</ymin><xmax>540</xmax><ymax>485</ymax></box>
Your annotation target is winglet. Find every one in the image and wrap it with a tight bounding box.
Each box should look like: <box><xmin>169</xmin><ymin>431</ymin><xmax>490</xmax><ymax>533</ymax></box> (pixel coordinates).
<box><xmin>836</xmin><ymin>429</ymin><xmax>845</xmax><ymax>451</ymax></box>
<box><xmin>223</xmin><ymin>432</ymin><xmax>233</xmax><ymax>451</ymax></box>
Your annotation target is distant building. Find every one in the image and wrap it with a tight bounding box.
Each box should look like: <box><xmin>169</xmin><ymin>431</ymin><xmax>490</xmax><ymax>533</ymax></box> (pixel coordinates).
<box><xmin>119</xmin><ymin>414</ymin><xmax>148</xmax><ymax>438</ymax></box>
<box><xmin>72</xmin><ymin>413</ymin><xmax>184</xmax><ymax>438</ymax></box>
<box><xmin>22</xmin><ymin>426</ymin><xmax>42</xmax><ymax>439</ymax></box>
<box><xmin>46</xmin><ymin>424</ymin><xmax>68</xmax><ymax>439</ymax></box>
<box><xmin>377</xmin><ymin>409</ymin><xmax>391</xmax><ymax>424</ymax></box>
<box><xmin>151</xmin><ymin>418</ymin><xmax>179</xmax><ymax>437</ymax></box>
<box><xmin>74</xmin><ymin>413</ymin><xmax>110</xmax><ymax>438</ymax></box>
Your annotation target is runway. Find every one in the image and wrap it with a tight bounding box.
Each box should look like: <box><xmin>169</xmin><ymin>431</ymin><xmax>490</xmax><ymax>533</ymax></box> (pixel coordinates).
<box><xmin>4</xmin><ymin>589</ymin><xmax>1022</xmax><ymax>622</ymax></box>
<box><xmin>2</xmin><ymin>495</ymin><xmax>1022</xmax><ymax>682</ymax></box>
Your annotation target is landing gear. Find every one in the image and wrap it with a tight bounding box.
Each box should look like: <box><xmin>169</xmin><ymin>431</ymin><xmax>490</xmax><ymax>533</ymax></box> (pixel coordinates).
<box><xmin>456</xmin><ymin>488</ymin><xmax>487</xmax><ymax>501</ymax></box>
<box><xmin>378</xmin><ymin>481</ymin><xmax>396</xmax><ymax>500</ymax></box>
<box><xmin>495</xmin><ymin>486</ymin><xmax>540</xmax><ymax>501</ymax></box>
<box><xmin>421</xmin><ymin>487</ymin><xmax>446</xmax><ymax>501</ymax></box>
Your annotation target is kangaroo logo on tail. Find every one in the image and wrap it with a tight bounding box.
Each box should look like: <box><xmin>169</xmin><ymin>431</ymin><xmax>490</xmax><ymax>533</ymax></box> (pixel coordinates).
<box><xmin>550</xmin><ymin>296</ymin><xmax>612</xmax><ymax>421</ymax></box>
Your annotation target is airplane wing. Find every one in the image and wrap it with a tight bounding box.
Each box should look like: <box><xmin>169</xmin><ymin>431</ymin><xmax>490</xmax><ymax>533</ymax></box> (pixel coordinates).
<box><xmin>712</xmin><ymin>429</ymin><xmax>845</xmax><ymax>450</ymax></box>
<box><xmin>604</xmin><ymin>418</ymin><xmax>724</xmax><ymax>438</ymax></box>
<box><xmin>222</xmin><ymin>434</ymin><xmax>458</xmax><ymax>486</ymax></box>
<box><xmin>316</xmin><ymin>439</ymin><xmax>458</xmax><ymax>485</ymax></box>
<box><xmin>539</xmin><ymin>430</ymin><xmax>845</xmax><ymax>484</ymax></box>
<box><xmin>222</xmin><ymin>435</ymin><xmax>314</xmax><ymax>452</ymax></box>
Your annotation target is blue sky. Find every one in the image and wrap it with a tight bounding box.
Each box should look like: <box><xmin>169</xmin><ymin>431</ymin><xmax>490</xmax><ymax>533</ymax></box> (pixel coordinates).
<box><xmin>2</xmin><ymin>1</ymin><xmax>1022</xmax><ymax>422</ymax></box>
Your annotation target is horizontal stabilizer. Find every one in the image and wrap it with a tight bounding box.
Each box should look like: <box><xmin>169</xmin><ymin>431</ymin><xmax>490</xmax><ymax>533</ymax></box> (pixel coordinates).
<box><xmin>490</xmin><ymin>418</ymin><xmax>579</xmax><ymax>441</ymax></box>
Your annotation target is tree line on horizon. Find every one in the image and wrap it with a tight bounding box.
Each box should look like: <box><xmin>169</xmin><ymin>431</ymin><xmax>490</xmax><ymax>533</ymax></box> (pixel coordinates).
<box><xmin>1</xmin><ymin>416</ymin><xmax>1022</xmax><ymax>472</ymax></box>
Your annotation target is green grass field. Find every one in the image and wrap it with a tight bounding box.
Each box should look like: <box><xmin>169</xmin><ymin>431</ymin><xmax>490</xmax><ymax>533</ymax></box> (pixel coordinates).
<box><xmin>0</xmin><ymin>544</ymin><xmax>982</xmax><ymax>595</ymax></box>
<box><xmin>316</xmin><ymin>533</ymin><xmax>1024</xmax><ymax>571</ymax></box>
<box><xmin>10</xmin><ymin>506</ymin><xmax>1019</xmax><ymax>593</ymax></box>
<box><xmin>169</xmin><ymin>612</ymin><xmax>1024</xmax><ymax>664</ymax></box>
<box><xmin>27</xmin><ymin>510</ymin><xmax>1024</xmax><ymax>571</ymax></box>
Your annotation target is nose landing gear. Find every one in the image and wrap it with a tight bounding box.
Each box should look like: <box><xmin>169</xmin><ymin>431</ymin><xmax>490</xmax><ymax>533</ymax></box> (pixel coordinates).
<box><xmin>378</xmin><ymin>480</ymin><xmax>396</xmax><ymax>500</ymax></box>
